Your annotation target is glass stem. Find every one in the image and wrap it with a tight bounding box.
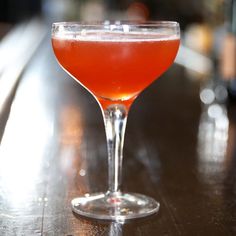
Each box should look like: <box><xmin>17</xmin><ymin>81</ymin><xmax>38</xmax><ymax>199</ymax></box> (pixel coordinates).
<box><xmin>102</xmin><ymin>104</ymin><xmax>128</xmax><ymax>193</ymax></box>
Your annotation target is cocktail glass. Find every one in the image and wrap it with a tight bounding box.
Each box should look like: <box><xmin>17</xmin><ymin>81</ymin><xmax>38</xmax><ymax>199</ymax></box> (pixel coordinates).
<box><xmin>51</xmin><ymin>21</ymin><xmax>180</xmax><ymax>221</ymax></box>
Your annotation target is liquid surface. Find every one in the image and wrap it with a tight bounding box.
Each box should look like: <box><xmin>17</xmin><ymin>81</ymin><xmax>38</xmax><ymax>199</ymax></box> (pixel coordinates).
<box><xmin>52</xmin><ymin>33</ymin><xmax>180</xmax><ymax>107</ymax></box>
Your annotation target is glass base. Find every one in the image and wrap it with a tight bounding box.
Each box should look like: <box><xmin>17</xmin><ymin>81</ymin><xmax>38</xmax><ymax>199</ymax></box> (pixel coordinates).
<box><xmin>71</xmin><ymin>192</ymin><xmax>160</xmax><ymax>221</ymax></box>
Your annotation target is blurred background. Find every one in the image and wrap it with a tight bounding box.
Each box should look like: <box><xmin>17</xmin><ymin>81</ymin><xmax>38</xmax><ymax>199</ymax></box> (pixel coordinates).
<box><xmin>0</xmin><ymin>0</ymin><xmax>235</xmax><ymax>178</ymax></box>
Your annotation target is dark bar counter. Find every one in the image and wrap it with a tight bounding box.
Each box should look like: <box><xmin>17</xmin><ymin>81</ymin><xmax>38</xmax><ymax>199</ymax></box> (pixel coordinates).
<box><xmin>0</xmin><ymin>21</ymin><xmax>235</xmax><ymax>235</ymax></box>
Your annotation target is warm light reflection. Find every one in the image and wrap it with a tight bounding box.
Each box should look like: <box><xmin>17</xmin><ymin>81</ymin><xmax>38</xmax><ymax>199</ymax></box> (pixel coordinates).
<box><xmin>59</xmin><ymin>106</ymin><xmax>83</xmax><ymax>146</ymax></box>
<box><xmin>58</xmin><ymin>105</ymin><xmax>89</xmax><ymax>194</ymax></box>
<box><xmin>58</xmin><ymin>104</ymin><xmax>84</xmax><ymax>173</ymax></box>
<box><xmin>0</xmin><ymin>71</ymin><xmax>54</xmax><ymax>207</ymax></box>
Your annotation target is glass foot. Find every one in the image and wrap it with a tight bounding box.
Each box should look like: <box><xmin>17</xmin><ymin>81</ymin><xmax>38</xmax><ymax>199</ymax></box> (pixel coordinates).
<box><xmin>71</xmin><ymin>192</ymin><xmax>160</xmax><ymax>221</ymax></box>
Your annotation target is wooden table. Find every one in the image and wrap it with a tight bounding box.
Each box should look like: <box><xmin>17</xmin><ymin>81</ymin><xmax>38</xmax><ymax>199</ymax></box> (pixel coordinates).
<box><xmin>0</xmin><ymin>21</ymin><xmax>236</xmax><ymax>235</ymax></box>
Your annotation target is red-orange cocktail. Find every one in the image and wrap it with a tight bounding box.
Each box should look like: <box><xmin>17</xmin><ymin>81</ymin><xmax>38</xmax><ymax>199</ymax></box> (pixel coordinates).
<box><xmin>51</xmin><ymin>21</ymin><xmax>180</xmax><ymax>220</ymax></box>
<box><xmin>52</xmin><ymin>34</ymin><xmax>179</xmax><ymax>108</ymax></box>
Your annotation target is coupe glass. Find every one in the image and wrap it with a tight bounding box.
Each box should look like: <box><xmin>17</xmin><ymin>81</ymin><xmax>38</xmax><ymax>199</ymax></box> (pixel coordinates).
<box><xmin>51</xmin><ymin>21</ymin><xmax>180</xmax><ymax>221</ymax></box>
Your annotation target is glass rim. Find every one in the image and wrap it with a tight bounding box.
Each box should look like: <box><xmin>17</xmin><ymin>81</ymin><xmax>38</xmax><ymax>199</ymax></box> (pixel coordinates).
<box><xmin>52</xmin><ymin>20</ymin><xmax>180</xmax><ymax>28</ymax></box>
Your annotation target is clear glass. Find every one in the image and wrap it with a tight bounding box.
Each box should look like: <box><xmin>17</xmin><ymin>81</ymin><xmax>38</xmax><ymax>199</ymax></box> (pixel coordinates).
<box><xmin>51</xmin><ymin>21</ymin><xmax>180</xmax><ymax>221</ymax></box>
